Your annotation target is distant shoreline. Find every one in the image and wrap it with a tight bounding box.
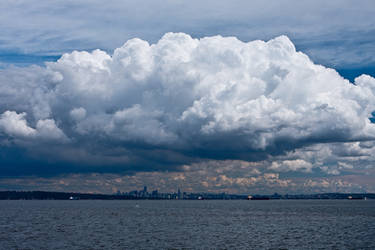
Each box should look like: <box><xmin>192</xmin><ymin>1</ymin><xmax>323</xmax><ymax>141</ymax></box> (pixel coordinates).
<box><xmin>0</xmin><ymin>191</ymin><xmax>373</xmax><ymax>200</ymax></box>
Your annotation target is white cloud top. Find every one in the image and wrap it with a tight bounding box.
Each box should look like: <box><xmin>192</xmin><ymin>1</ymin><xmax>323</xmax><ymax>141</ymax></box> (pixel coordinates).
<box><xmin>0</xmin><ymin>111</ymin><xmax>36</xmax><ymax>137</ymax></box>
<box><xmin>0</xmin><ymin>111</ymin><xmax>67</xmax><ymax>141</ymax></box>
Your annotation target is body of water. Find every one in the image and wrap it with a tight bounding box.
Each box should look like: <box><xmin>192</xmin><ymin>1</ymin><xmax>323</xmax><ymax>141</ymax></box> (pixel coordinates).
<box><xmin>0</xmin><ymin>200</ymin><xmax>374</xmax><ymax>249</ymax></box>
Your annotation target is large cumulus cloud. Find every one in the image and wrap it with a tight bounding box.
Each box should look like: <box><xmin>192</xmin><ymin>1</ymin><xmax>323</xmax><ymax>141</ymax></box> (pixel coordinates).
<box><xmin>0</xmin><ymin>32</ymin><xmax>375</xmax><ymax>176</ymax></box>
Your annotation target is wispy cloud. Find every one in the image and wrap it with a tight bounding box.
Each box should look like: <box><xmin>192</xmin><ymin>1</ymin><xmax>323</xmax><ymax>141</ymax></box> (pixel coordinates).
<box><xmin>1</xmin><ymin>0</ymin><xmax>374</xmax><ymax>68</ymax></box>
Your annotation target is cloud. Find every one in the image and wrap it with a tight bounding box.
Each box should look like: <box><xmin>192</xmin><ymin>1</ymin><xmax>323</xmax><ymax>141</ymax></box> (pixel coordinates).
<box><xmin>70</xmin><ymin>107</ymin><xmax>86</xmax><ymax>121</ymax></box>
<box><xmin>36</xmin><ymin>119</ymin><xmax>68</xmax><ymax>141</ymax></box>
<box><xmin>269</xmin><ymin>160</ymin><xmax>313</xmax><ymax>173</ymax></box>
<box><xmin>0</xmin><ymin>111</ymin><xmax>67</xmax><ymax>142</ymax></box>
<box><xmin>1</xmin><ymin>159</ymin><xmax>373</xmax><ymax>194</ymax></box>
<box><xmin>0</xmin><ymin>32</ymin><xmax>375</xmax><ymax>179</ymax></box>
<box><xmin>1</xmin><ymin>0</ymin><xmax>374</xmax><ymax>71</ymax></box>
<box><xmin>0</xmin><ymin>111</ymin><xmax>36</xmax><ymax>137</ymax></box>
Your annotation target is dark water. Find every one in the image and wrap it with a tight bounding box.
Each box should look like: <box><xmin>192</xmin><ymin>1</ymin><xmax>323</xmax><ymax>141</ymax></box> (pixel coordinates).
<box><xmin>0</xmin><ymin>200</ymin><xmax>374</xmax><ymax>249</ymax></box>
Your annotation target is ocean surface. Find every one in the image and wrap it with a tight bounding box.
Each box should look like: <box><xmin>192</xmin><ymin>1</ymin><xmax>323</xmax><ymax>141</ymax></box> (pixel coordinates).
<box><xmin>0</xmin><ymin>200</ymin><xmax>374</xmax><ymax>249</ymax></box>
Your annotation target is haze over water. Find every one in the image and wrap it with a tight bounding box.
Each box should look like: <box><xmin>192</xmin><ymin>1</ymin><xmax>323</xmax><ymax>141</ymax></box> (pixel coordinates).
<box><xmin>1</xmin><ymin>200</ymin><xmax>374</xmax><ymax>249</ymax></box>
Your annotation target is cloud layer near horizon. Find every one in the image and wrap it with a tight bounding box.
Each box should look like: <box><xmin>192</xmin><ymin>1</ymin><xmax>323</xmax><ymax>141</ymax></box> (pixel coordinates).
<box><xmin>0</xmin><ymin>33</ymin><xmax>375</xmax><ymax>182</ymax></box>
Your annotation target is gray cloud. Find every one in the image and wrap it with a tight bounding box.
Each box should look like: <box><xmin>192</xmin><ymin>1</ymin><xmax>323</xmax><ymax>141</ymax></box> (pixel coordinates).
<box><xmin>0</xmin><ymin>33</ymin><xmax>375</xmax><ymax>183</ymax></box>
<box><xmin>1</xmin><ymin>159</ymin><xmax>373</xmax><ymax>194</ymax></box>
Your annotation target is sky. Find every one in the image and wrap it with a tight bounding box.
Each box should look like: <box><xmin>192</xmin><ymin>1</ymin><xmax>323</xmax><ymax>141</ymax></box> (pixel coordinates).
<box><xmin>0</xmin><ymin>0</ymin><xmax>374</xmax><ymax>194</ymax></box>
